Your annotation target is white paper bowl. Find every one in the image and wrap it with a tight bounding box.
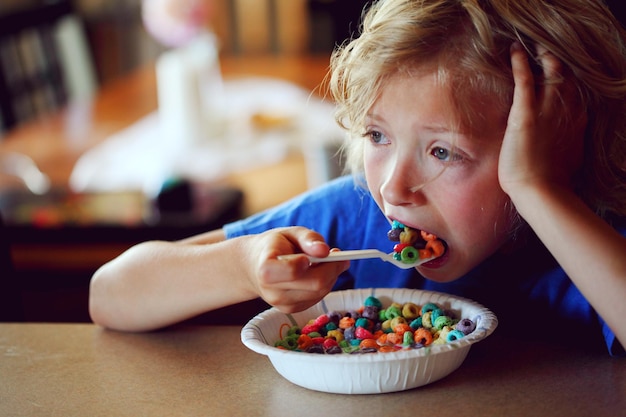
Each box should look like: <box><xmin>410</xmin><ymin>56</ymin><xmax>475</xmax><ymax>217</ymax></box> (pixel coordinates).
<box><xmin>241</xmin><ymin>288</ymin><xmax>498</xmax><ymax>394</ymax></box>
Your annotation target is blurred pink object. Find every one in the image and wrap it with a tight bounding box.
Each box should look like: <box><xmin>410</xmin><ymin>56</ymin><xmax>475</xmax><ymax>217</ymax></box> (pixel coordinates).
<box><xmin>142</xmin><ymin>0</ymin><xmax>213</xmax><ymax>47</ymax></box>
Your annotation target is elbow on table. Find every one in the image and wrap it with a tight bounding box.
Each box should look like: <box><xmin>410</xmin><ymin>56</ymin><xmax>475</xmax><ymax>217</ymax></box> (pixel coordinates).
<box><xmin>88</xmin><ymin>263</ymin><xmax>119</xmax><ymax>330</ymax></box>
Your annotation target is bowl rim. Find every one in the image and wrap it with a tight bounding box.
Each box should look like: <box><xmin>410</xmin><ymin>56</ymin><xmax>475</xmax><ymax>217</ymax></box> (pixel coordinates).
<box><xmin>241</xmin><ymin>288</ymin><xmax>498</xmax><ymax>363</ymax></box>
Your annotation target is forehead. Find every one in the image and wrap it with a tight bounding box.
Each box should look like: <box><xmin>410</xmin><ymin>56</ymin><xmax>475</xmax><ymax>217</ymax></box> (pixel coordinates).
<box><xmin>375</xmin><ymin>69</ymin><xmax>509</xmax><ymax>137</ymax></box>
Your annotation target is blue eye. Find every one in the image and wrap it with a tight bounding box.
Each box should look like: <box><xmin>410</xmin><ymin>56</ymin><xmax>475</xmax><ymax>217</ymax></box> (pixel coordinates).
<box><xmin>365</xmin><ymin>130</ymin><xmax>389</xmax><ymax>145</ymax></box>
<box><xmin>431</xmin><ymin>147</ymin><xmax>461</xmax><ymax>162</ymax></box>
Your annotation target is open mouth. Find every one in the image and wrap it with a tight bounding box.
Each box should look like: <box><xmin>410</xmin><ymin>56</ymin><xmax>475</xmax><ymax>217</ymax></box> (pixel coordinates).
<box><xmin>387</xmin><ymin>220</ymin><xmax>448</xmax><ymax>263</ymax></box>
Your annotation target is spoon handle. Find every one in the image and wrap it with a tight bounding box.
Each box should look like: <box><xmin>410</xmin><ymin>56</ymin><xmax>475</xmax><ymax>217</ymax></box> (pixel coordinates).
<box><xmin>278</xmin><ymin>249</ymin><xmax>386</xmax><ymax>263</ymax></box>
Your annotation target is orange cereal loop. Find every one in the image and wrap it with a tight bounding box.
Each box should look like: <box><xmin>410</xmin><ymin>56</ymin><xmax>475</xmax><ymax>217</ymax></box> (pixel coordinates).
<box><xmin>297</xmin><ymin>334</ymin><xmax>313</xmax><ymax>350</ymax></box>
<box><xmin>414</xmin><ymin>328</ymin><xmax>434</xmax><ymax>346</ymax></box>
<box><xmin>386</xmin><ymin>332</ymin><xmax>402</xmax><ymax>345</ymax></box>
<box><xmin>378</xmin><ymin>345</ymin><xmax>398</xmax><ymax>353</ymax></box>
<box><xmin>426</xmin><ymin>239</ymin><xmax>445</xmax><ymax>257</ymax></box>
<box><xmin>418</xmin><ymin>249</ymin><xmax>433</xmax><ymax>260</ymax></box>
<box><xmin>420</xmin><ymin>230</ymin><xmax>437</xmax><ymax>241</ymax></box>
<box><xmin>360</xmin><ymin>338</ymin><xmax>379</xmax><ymax>350</ymax></box>
<box><xmin>339</xmin><ymin>317</ymin><xmax>355</xmax><ymax>329</ymax></box>
<box><xmin>377</xmin><ymin>333</ymin><xmax>390</xmax><ymax>346</ymax></box>
<box><xmin>393</xmin><ymin>323</ymin><xmax>412</xmax><ymax>335</ymax></box>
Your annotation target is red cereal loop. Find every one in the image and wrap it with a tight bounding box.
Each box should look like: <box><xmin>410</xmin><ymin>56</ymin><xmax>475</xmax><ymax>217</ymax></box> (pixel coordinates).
<box><xmin>301</xmin><ymin>323</ymin><xmax>320</xmax><ymax>334</ymax></box>
<box><xmin>323</xmin><ymin>338</ymin><xmax>339</xmax><ymax>349</ymax></box>
<box><xmin>314</xmin><ymin>314</ymin><xmax>330</xmax><ymax>326</ymax></box>
<box><xmin>393</xmin><ymin>243</ymin><xmax>410</xmax><ymax>253</ymax></box>
<box><xmin>355</xmin><ymin>327</ymin><xmax>375</xmax><ymax>340</ymax></box>
<box><xmin>311</xmin><ymin>336</ymin><xmax>325</xmax><ymax>345</ymax></box>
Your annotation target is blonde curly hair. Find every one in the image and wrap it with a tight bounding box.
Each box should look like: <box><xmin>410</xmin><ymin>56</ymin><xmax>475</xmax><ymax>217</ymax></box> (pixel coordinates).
<box><xmin>329</xmin><ymin>0</ymin><xmax>626</xmax><ymax>217</ymax></box>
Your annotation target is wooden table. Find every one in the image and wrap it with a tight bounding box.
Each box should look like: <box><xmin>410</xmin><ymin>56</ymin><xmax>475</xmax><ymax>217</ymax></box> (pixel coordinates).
<box><xmin>1</xmin><ymin>323</ymin><xmax>624</xmax><ymax>417</ymax></box>
<box><xmin>0</xmin><ymin>54</ymin><xmax>332</xmax><ymax>322</ymax></box>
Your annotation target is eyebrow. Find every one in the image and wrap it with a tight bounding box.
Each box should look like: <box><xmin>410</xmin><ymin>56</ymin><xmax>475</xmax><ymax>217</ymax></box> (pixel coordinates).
<box><xmin>365</xmin><ymin>113</ymin><xmax>468</xmax><ymax>135</ymax></box>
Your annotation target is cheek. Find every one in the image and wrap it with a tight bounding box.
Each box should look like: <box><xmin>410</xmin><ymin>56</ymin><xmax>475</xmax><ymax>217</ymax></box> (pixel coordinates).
<box><xmin>450</xmin><ymin>187</ymin><xmax>513</xmax><ymax>247</ymax></box>
<box><xmin>363</xmin><ymin>149</ymin><xmax>384</xmax><ymax>192</ymax></box>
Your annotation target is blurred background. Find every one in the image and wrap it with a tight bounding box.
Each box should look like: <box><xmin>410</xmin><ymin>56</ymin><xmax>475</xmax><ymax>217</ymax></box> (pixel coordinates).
<box><xmin>1</xmin><ymin>0</ymin><xmax>622</xmax><ymax>324</ymax></box>
<box><xmin>0</xmin><ymin>0</ymin><xmax>368</xmax><ymax>324</ymax></box>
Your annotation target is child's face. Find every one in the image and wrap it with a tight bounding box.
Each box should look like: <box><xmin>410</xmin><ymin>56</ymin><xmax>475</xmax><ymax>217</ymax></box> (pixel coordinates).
<box><xmin>363</xmin><ymin>71</ymin><xmax>514</xmax><ymax>281</ymax></box>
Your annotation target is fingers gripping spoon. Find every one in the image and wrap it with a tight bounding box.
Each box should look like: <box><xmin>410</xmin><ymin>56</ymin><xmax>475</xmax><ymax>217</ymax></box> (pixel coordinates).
<box><xmin>278</xmin><ymin>249</ymin><xmax>438</xmax><ymax>269</ymax></box>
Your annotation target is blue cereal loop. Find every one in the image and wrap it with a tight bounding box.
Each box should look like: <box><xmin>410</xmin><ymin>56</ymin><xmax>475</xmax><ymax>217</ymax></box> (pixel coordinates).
<box><xmin>421</xmin><ymin>303</ymin><xmax>439</xmax><ymax>315</ymax></box>
<box><xmin>446</xmin><ymin>329</ymin><xmax>466</xmax><ymax>342</ymax></box>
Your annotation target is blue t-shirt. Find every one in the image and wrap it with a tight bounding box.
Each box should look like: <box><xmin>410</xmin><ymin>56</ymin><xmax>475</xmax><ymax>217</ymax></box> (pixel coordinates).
<box><xmin>224</xmin><ymin>175</ymin><xmax>624</xmax><ymax>356</ymax></box>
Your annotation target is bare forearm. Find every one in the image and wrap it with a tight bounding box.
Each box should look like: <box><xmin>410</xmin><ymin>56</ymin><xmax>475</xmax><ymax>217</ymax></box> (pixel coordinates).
<box><xmin>89</xmin><ymin>234</ymin><xmax>257</xmax><ymax>331</ymax></box>
<box><xmin>511</xmin><ymin>185</ymin><xmax>626</xmax><ymax>346</ymax></box>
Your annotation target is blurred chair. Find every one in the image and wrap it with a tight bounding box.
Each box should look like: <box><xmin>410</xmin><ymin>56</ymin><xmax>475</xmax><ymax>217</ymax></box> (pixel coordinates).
<box><xmin>211</xmin><ymin>0</ymin><xmax>310</xmax><ymax>55</ymax></box>
<box><xmin>0</xmin><ymin>0</ymin><xmax>97</xmax><ymax>134</ymax></box>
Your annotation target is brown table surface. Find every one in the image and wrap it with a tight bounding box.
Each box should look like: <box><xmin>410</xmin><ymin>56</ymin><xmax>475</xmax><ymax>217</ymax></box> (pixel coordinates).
<box><xmin>1</xmin><ymin>322</ymin><xmax>624</xmax><ymax>417</ymax></box>
<box><xmin>0</xmin><ymin>54</ymin><xmax>332</xmax><ymax>272</ymax></box>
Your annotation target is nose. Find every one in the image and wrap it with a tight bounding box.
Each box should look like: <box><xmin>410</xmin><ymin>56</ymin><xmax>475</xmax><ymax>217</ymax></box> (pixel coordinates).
<box><xmin>380</xmin><ymin>156</ymin><xmax>427</xmax><ymax>207</ymax></box>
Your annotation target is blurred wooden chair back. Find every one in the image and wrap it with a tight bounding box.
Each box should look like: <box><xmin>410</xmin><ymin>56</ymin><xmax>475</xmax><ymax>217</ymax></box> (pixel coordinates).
<box><xmin>0</xmin><ymin>0</ymin><xmax>97</xmax><ymax>134</ymax></box>
<box><xmin>210</xmin><ymin>0</ymin><xmax>310</xmax><ymax>55</ymax></box>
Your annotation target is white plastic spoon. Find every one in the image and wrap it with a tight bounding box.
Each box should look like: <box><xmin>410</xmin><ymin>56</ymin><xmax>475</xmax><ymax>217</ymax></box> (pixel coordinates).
<box><xmin>278</xmin><ymin>249</ymin><xmax>437</xmax><ymax>269</ymax></box>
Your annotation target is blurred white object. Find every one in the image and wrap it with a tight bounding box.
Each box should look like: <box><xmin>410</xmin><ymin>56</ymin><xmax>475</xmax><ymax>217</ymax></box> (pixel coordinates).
<box><xmin>55</xmin><ymin>15</ymin><xmax>97</xmax><ymax>102</ymax></box>
<box><xmin>0</xmin><ymin>152</ymin><xmax>50</xmax><ymax>195</ymax></box>
<box><xmin>156</xmin><ymin>31</ymin><xmax>223</xmax><ymax>148</ymax></box>
<box><xmin>69</xmin><ymin>77</ymin><xmax>344</xmax><ymax>195</ymax></box>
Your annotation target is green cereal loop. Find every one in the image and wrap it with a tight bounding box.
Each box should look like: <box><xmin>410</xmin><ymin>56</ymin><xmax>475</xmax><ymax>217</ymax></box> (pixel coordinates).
<box><xmin>430</xmin><ymin>308</ymin><xmax>443</xmax><ymax>324</ymax></box>
<box><xmin>287</xmin><ymin>325</ymin><xmax>301</xmax><ymax>336</ymax></box>
<box><xmin>403</xmin><ymin>330</ymin><xmax>414</xmax><ymax>345</ymax></box>
<box><xmin>275</xmin><ymin>336</ymin><xmax>299</xmax><ymax>350</ymax></box>
<box><xmin>385</xmin><ymin>305</ymin><xmax>402</xmax><ymax>320</ymax></box>
<box><xmin>434</xmin><ymin>315</ymin><xmax>454</xmax><ymax>330</ymax></box>
<box><xmin>400</xmin><ymin>246</ymin><xmax>419</xmax><ymax>264</ymax></box>
<box><xmin>342</xmin><ymin>345</ymin><xmax>360</xmax><ymax>353</ymax></box>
